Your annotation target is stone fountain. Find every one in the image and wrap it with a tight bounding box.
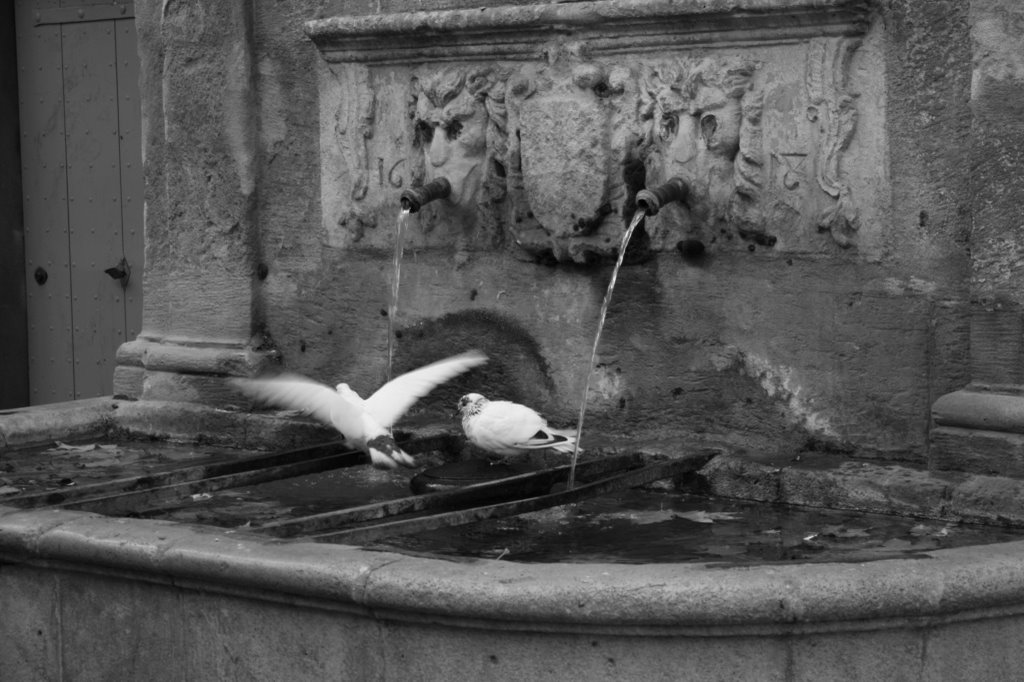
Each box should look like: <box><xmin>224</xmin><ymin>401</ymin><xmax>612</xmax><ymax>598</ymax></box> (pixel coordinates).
<box><xmin>4</xmin><ymin>0</ymin><xmax>1024</xmax><ymax>679</ymax></box>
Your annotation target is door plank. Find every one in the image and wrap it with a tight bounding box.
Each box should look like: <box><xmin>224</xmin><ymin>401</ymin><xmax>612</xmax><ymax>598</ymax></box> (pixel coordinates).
<box><xmin>61</xmin><ymin>19</ymin><xmax>125</xmax><ymax>398</ymax></box>
<box><xmin>16</xmin><ymin>0</ymin><xmax>75</xmax><ymax>404</ymax></box>
<box><xmin>115</xmin><ymin>17</ymin><xmax>142</xmax><ymax>342</ymax></box>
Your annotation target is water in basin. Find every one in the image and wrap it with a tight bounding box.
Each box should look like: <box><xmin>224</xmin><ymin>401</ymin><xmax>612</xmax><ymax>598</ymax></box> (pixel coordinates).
<box><xmin>359</xmin><ymin>488</ymin><xmax>1024</xmax><ymax>565</ymax></box>
<box><xmin>4</xmin><ymin>439</ymin><xmax>1022</xmax><ymax>566</ymax></box>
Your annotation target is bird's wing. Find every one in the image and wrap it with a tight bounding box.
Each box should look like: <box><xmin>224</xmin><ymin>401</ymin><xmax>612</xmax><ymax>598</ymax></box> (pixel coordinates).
<box><xmin>365</xmin><ymin>350</ymin><xmax>487</xmax><ymax>427</ymax></box>
<box><xmin>231</xmin><ymin>374</ymin><xmax>364</xmax><ymax>439</ymax></box>
<box><xmin>480</xmin><ymin>402</ymin><xmax>577</xmax><ymax>451</ymax></box>
<box><xmin>468</xmin><ymin>401</ymin><xmax>542</xmax><ymax>446</ymax></box>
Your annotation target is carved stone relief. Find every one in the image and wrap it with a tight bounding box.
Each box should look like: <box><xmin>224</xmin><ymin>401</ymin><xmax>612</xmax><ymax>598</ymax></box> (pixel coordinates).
<box><xmin>309</xmin><ymin>2</ymin><xmax>876</xmax><ymax>261</ymax></box>
<box><xmin>504</xmin><ymin>54</ymin><xmax>634</xmax><ymax>263</ymax></box>
<box><xmin>409</xmin><ymin>66</ymin><xmax>509</xmax><ymax>249</ymax></box>
<box><xmin>638</xmin><ymin>57</ymin><xmax>766</xmax><ymax>252</ymax></box>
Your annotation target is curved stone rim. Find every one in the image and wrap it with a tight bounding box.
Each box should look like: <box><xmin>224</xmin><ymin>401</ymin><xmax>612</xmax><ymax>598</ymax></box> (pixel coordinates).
<box><xmin>4</xmin><ymin>504</ymin><xmax>1024</xmax><ymax>634</ymax></box>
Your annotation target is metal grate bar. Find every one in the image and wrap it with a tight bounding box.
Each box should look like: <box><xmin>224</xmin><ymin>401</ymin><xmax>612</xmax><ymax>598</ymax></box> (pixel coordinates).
<box><xmin>307</xmin><ymin>452</ymin><xmax>717</xmax><ymax>545</ymax></box>
<box><xmin>256</xmin><ymin>452</ymin><xmax>647</xmax><ymax>538</ymax></box>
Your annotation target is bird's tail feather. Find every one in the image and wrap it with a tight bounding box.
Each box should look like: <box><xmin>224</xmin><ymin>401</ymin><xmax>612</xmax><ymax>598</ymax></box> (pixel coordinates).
<box><xmin>366</xmin><ymin>435</ymin><xmax>416</xmax><ymax>469</ymax></box>
<box><xmin>547</xmin><ymin>427</ymin><xmax>581</xmax><ymax>454</ymax></box>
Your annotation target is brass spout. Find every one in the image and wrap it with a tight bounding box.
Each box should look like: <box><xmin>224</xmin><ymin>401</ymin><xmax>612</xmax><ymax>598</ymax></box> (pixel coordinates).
<box><xmin>635</xmin><ymin>177</ymin><xmax>689</xmax><ymax>216</ymax></box>
<box><xmin>400</xmin><ymin>177</ymin><xmax>452</xmax><ymax>213</ymax></box>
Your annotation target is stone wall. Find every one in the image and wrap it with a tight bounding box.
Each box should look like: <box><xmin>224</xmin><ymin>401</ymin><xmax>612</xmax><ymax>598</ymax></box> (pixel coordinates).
<box><xmin>121</xmin><ymin>0</ymin><xmax>1005</xmax><ymax>466</ymax></box>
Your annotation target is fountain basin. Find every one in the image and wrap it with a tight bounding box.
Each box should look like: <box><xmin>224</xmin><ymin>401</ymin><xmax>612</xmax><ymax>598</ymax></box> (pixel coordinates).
<box><xmin>5</xmin><ymin>400</ymin><xmax>1024</xmax><ymax>679</ymax></box>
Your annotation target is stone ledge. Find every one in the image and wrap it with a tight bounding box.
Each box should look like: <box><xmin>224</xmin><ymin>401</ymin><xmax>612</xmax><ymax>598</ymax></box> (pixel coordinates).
<box><xmin>109</xmin><ymin>400</ymin><xmax>335</xmax><ymax>450</ymax></box>
<box><xmin>0</xmin><ymin>398</ymin><xmax>335</xmax><ymax>452</ymax></box>
<box><xmin>116</xmin><ymin>338</ymin><xmax>279</xmax><ymax>377</ymax></box>
<box><xmin>307</xmin><ymin>0</ymin><xmax>873</xmax><ymax>64</ymax></box>
<box><xmin>0</xmin><ymin>398</ymin><xmax>114</xmax><ymax>450</ymax></box>
<box><xmin>698</xmin><ymin>451</ymin><xmax>1024</xmax><ymax>526</ymax></box>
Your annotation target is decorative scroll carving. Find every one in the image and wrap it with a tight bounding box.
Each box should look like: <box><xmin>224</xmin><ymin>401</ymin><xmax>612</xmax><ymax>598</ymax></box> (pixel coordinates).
<box><xmin>329</xmin><ymin>64</ymin><xmax>374</xmax><ymax>202</ymax></box>
<box><xmin>332</xmin><ymin>64</ymin><xmax>375</xmax><ymax>202</ymax></box>
<box><xmin>806</xmin><ymin>37</ymin><xmax>861</xmax><ymax>247</ymax></box>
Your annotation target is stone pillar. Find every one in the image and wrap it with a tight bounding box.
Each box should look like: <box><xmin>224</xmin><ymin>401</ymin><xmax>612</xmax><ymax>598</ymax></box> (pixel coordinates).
<box><xmin>931</xmin><ymin>0</ymin><xmax>1024</xmax><ymax>475</ymax></box>
<box><xmin>113</xmin><ymin>0</ymin><xmax>275</xmax><ymax>403</ymax></box>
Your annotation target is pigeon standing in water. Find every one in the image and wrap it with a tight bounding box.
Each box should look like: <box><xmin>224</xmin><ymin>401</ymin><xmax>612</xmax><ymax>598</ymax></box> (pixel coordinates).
<box><xmin>457</xmin><ymin>393</ymin><xmax>578</xmax><ymax>458</ymax></box>
<box><xmin>232</xmin><ymin>351</ymin><xmax>487</xmax><ymax>469</ymax></box>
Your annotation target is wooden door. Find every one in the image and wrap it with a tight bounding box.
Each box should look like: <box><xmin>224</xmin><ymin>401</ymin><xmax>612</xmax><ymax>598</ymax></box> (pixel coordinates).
<box><xmin>15</xmin><ymin>0</ymin><xmax>143</xmax><ymax>404</ymax></box>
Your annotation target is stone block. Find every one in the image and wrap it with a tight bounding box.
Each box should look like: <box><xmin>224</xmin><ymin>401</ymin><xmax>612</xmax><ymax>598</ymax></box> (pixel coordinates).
<box><xmin>0</xmin><ymin>564</ymin><xmax>59</xmax><ymax>681</ymax></box>
<box><xmin>59</xmin><ymin>571</ymin><xmax>185</xmax><ymax>682</ymax></box>
<box><xmin>180</xmin><ymin>592</ymin><xmax>380</xmax><ymax>681</ymax></box>
<box><xmin>377</xmin><ymin>621</ymin><xmax>790</xmax><ymax>682</ymax></box>
<box><xmin>789</xmin><ymin>628</ymin><xmax>924</xmax><ymax>681</ymax></box>
<box><xmin>921</xmin><ymin>614</ymin><xmax>1024</xmax><ymax>680</ymax></box>
<box><xmin>930</xmin><ymin>426</ymin><xmax>1024</xmax><ymax>477</ymax></box>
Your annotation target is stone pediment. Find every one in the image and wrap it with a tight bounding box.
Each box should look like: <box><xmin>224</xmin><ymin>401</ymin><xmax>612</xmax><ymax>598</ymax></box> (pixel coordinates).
<box><xmin>308</xmin><ymin>0</ymin><xmax>881</xmax><ymax>262</ymax></box>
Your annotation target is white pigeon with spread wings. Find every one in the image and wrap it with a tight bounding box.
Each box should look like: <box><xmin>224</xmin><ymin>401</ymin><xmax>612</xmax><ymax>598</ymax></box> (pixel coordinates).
<box><xmin>233</xmin><ymin>351</ymin><xmax>487</xmax><ymax>469</ymax></box>
<box><xmin>457</xmin><ymin>393</ymin><xmax>578</xmax><ymax>457</ymax></box>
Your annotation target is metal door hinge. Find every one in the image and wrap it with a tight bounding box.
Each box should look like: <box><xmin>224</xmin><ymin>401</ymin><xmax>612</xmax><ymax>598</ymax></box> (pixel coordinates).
<box><xmin>104</xmin><ymin>257</ymin><xmax>131</xmax><ymax>288</ymax></box>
